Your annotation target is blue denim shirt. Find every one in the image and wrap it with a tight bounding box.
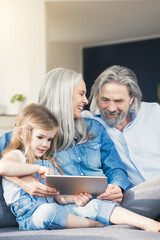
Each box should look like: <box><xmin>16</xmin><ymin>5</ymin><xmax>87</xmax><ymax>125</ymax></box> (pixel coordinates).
<box><xmin>0</xmin><ymin>118</ymin><xmax>130</xmax><ymax>191</ymax></box>
<box><xmin>55</xmin><ymin>118</ymin><xmax>130</xmax><ymax>191</ymax></box>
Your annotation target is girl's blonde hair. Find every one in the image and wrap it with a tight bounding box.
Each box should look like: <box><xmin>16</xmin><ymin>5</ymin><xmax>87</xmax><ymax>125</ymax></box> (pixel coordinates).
<box><xmin>2</xmin><ymin>103</ymin><xmax>59</xmax><ymax>168</ymax></box>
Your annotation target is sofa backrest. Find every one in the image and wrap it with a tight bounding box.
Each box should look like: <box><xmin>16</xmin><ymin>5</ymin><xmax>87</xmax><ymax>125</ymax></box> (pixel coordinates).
<box><xmin>0</xmin><ymin>179</ymin><xmax>18</xmax><ymax>228</ymax></box>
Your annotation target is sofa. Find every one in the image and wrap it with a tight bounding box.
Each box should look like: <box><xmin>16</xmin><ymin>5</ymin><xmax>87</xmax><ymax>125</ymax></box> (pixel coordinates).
<box><xmin>0</xmin><ymin>180</ymin><xmax>160</xmax><ymax>240</ymax></box>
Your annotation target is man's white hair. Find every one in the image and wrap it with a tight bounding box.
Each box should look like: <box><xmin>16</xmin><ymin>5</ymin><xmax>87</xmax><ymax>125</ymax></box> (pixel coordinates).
<box><xmin>89</xmin><ymin>65</ymin><xmax>142</xmax><ymax>114</ymax></box>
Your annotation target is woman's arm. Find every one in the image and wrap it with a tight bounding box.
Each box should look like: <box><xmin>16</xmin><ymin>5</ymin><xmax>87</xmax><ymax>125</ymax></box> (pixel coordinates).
<box><xmin>4</xmin><ymin>175</ymin><xmax>59</xmax><ymax>197</ymax></box>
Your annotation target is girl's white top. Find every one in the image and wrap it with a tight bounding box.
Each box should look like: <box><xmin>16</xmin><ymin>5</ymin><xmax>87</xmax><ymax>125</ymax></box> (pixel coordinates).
<box><xmin>2</xmin><ymin>150</ymin><xmax>26</xmax><ymax>206</ymax></box>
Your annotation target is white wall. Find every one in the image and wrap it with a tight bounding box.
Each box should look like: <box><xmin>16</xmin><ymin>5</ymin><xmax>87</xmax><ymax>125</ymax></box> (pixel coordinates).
<box><xmin>46</xmin><ymin>42</ymin><xmax>82</xmax><ymax>73</ymax></box>
<box><xmin>0</xmin><ymin>0</ymin><xmax>46</xmax><ymax>114</ymax></box>
<box><xmin>45</xmin><ymin>2</ymin><xmax>82</xmax><ymax>74</ymax></box>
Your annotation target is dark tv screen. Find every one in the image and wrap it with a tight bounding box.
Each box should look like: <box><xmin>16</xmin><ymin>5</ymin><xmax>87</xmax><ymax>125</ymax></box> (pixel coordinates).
<box><xmin>83</xmin><ymin>38</ymin><xmax>160</xmax><ymax>105</ymax></box>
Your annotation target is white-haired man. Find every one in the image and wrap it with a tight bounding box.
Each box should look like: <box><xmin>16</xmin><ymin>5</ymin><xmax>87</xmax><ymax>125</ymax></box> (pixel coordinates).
<box><xmin>82</xmin><ymin>65</ymin><xmax>160</xmax><ymax>220</ymax></box>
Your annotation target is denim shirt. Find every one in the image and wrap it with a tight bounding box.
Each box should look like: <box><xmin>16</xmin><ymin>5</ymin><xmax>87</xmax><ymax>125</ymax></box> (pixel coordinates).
<box><xmin>55</xmin><ymin>119</ymin><xmax>130</xmax><ymax>191</ymax></box>
<box><xmin>0</xmin><ymin>118</ymin><xmax>130</xmax><ymax>191</ymax></box>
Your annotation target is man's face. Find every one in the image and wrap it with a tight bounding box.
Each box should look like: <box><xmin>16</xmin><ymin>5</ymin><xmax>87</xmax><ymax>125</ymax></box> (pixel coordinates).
<box><xmin>98</xmin><ymin>82</ymin><xmax>134</xmax><ymax>128</ymax></box>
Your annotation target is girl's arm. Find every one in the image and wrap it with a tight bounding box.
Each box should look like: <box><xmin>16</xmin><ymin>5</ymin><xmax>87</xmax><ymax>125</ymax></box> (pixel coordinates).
<box><xmin>54</xmin><ymin>193</ymin><xmax>92</xmax><ymax>206</ymax></box>
<box><xmin>0</xmin><ymin>152</ymin><xmax>53</xmax><ymax>177</ymax></box>
<box><xmin>1</xmin><ymin>151</ymin><xmax>60</xmax><ymax>197</ymax></box>
<box><xmin>1</xmin><ymin>152</ymin><xmax>39</xmax><ymax>176</ymax></box>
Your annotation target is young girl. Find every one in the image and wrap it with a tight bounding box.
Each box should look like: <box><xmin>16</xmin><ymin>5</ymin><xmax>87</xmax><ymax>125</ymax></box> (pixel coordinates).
<box><xmin>1</xmin><ymin>103</ymin><xmax>160</xmax><ymax>232</ymax></box>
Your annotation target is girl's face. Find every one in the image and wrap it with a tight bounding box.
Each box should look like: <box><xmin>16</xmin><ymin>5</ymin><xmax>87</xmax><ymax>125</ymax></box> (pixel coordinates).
<box><xmin>72</xmin><ymin>79</ymin><xmax>88</xmax><ymax>118</ymax></box>
<box><xmin>30</xmin><ymin>128</ymin><xmax>58</xmax><ymax>158</ymax></box>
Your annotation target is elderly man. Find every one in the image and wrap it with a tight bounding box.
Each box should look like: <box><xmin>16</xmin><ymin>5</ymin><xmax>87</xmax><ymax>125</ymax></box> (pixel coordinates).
<box><xmin>82</xmin><ymin>65</ymin><xmax>160</xmax><ymax>220</ymax></box>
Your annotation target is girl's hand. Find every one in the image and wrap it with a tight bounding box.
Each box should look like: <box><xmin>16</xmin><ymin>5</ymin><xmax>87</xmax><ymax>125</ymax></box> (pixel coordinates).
<box><xmin>72</xmin><ymin>193</ymin><xmax>92</xmax><ymax>207</ymax></box>
<box><xmin>37</xmin><ymin>166</ymin><xmax>54</xmax><ymax>179</ymax></box>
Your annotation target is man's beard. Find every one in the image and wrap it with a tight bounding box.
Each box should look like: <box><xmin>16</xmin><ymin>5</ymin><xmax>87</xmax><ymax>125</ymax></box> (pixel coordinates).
<box><xmin>101</xmin><ymin>108</ymin><xmax>130</xmax><ymax>128</ymax></box>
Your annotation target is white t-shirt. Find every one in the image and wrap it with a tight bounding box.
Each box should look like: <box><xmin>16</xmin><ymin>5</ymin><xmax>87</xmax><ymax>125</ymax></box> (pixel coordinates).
<box><xmin>2</xmin><ymin>150</ymin><xmax>26</xmax><ymax>206</ymax></box>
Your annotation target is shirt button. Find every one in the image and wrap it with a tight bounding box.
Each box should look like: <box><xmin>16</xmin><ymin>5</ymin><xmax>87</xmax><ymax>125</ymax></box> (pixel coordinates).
<box><xmin>19</xmin><ymin>209</ymin><xmax>23</xmax><ymax>213</ymax></box>
<box><xmin>80</xmin><ymin>172</ymin><xmax>84</xmax><ymax>175</ymax></box>
<box><xmin>78</xmin><ymin>157</ymin><xmax>81</xmax><ymax>160</ymax></box>
<box><xmin>15</xmin><ymin>203</ymin><xmax>19</xmax><ymax>207</ymax></box>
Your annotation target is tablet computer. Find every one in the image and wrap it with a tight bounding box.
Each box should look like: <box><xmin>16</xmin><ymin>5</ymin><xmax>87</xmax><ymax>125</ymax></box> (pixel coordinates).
<box><xmin>46</xmin><ymin>175</ymin><xmax>107</xmax><ymax>195</ymax></box>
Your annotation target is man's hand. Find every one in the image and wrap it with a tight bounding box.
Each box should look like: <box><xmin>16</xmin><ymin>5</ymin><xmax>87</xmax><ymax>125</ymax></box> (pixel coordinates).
<box><xmin>5</xmin><ymin>175</ymin><xmax>59</xmax><ymax>197</ymax></box>
<box><xmin>97</xmin><ymin>184</ymin><xmax>123</xmax><ymax>204</ymax></box>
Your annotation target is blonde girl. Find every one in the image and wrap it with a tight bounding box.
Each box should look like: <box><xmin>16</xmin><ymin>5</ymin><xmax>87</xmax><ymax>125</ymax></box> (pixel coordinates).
<box><xmin>0</xmin><ymin>103</ymin><xmax>102</xmax><ymax>229</ymax></box>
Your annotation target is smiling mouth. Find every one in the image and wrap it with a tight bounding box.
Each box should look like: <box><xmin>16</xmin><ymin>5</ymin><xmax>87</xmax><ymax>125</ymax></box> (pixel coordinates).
<box><xmin>107</xmin><ymin>114</ymin><xmax>118</xmax><ymax>118</ymax></box>
<box><xmin>38</xmin><ymin>149</ymin><xmax>46</xmax><ymax>153</ymax></box>
<box><xmin>78</xmin><ymin>106</ymin><xmax>83</xmax><ymax>111</ymax></box>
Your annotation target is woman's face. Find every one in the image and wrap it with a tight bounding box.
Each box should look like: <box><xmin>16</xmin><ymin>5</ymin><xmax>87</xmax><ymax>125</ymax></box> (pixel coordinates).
<box><xmin>72</xmin><ymin>79</ymin><xmax>88</xmax><ymax>118</ymax></box>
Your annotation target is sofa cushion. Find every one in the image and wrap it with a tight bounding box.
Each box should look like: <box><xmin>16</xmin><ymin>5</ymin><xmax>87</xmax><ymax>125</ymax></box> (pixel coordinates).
<box><xmin>0</xmin><ymin>179</ymin><xmax>18</xmax><ymax>228</ymax></box>
<box><xmin>1</xmin><ymin>226</ymin><xmax>160</xmax><ymax>240</ymax></box>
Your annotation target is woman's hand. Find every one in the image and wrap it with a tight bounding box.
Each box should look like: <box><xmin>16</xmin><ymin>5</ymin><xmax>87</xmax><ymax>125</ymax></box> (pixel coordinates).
<box><xmin>73</xmin><ymin>193</ymin><xmax>92</xmax><ymax>207</ymax></box>
<box><xmin>97</xmin><ymin>184</ymin><xmax>123</xmax><ymax>204</ymax></box>
<box><xmin>4</xmin><ymin>175</ymin><xmax>59</xmax><ymax>197</ymax></box>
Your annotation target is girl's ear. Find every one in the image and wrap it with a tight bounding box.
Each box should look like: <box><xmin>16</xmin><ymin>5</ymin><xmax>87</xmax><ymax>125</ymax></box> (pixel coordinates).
<box><xmin>18</xmin><ymin>129</ymin><xmax>23</xmax><ymax>141</ymax></box>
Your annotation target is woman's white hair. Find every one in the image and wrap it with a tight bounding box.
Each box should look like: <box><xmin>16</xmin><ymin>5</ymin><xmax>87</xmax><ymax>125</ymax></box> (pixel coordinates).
<box><xmin>39</xmin><ymin>68</ymin><xmax>90</xmax><ymax>151</ymax></box>
<box><xmin>89</xmin><ymin>65</ymin><xmax>142</xmax><ymax>114</ymax></box>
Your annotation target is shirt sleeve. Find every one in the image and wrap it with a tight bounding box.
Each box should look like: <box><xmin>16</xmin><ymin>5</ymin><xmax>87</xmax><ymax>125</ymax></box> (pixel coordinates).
<box><xmin>99</xmin><ymin>124</ymin><xmax>131</xmax><ymax>191</ymax></box>
<box><xmin>0</xmin><ymin>132</ymin><xmax>13</xmax><ymax>178</ymax></box>
<box><xmin>0</xmin><ymin>131</ymin><xmax>13</xmax><ymax>159</ymax></box>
